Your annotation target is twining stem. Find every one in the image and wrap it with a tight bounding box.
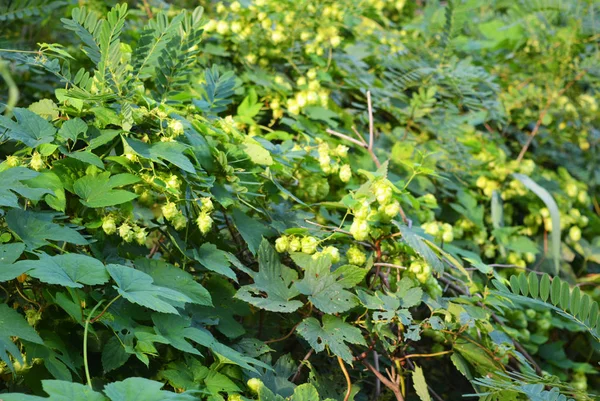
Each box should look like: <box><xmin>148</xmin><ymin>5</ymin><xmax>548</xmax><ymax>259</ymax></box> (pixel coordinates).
<box><xmin>0</xmin><ymin>59</ymin><xmax>19</xmax><ymax>116</ymax></box>
<box><xmin>337</xmin><ymin>356</ymin><xmax>352</xmax><ymax>401</ymax></box>
<box><xmin>84</xmin><ymin>300</ymin><xmax>105</xmax><ymax>388</ymax></box>
<box><xmin>363</xmin><ymin>360</ymin><xmax>404</xmax><ymax>401</ymax></box>
<box><xmin>396</xmin><ymin>350</ymin><xmax>453</xmax><ymax>362</ymax></box>
<box><xmin>90</xmin><ymin>294</ymin><xmax>122</xmax><ymax>324</ymax></box>
<box><xmin>367</xmin><ymin>90</ymin><xmax>374</xmax><ymax>151</ymax></box>
<box><xmin>264</xmin><ymin>322</ymin><xmax>300</xmax><ymax>344</ymax></box>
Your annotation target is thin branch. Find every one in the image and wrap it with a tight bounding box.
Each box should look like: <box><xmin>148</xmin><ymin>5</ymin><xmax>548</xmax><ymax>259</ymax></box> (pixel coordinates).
<box><xmin>305</xmin><ymin>219</ymin><xmax>351</xmax><ymax>235</ymax></box>
<box><xmin>141</xmin><ymin>0</ymin><xmax>153</xmax><ymax>18</ymax></box>
<box><xmin>374</xmin><ymin>262</ymin><xmax>407</xmax><ymax>270</ymax></box>
<box><xmin>362</xmin><ymin>361</ymin><xmax>404</xmax><ymax>401</ymax></box>
<box><xmin>291</xmin><ymin>349</ymin><xmax>313</xmax><ymax>383</ymax></box>
<box><xmin>396</xmin><ymin>350</ymin><xmax>453</xmax><ymax>362</ymax></box>
<box><xmin>338</xmin><ymin>357</ymin><xmax>352</xmax><ymax>401</ymax></box>
<box><xmin>264</xmin><ymin>322</ymin><xmax>300</xmax><ymax>344</ymax></box>
<box><xmin>326</xmin><ymin>128</ymin><xmax>368</xmax><ymax>148</ymax></box>
<box><xmin>351</xmin><ymin>125</ymin><xmax>368</xmax><ymax>145</ymax></box>
<box><xmin>373</xmin><ymin>351</ymin><xmax>381</xmax><ymax>399</ymax></box>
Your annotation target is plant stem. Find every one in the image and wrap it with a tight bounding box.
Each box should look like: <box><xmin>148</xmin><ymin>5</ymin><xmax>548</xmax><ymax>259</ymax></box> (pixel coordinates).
<box><xmin>90</xmin><ymin>294</ymin><xmax>121</xmax><ymax>324</ymax></box>
<box><xmin>84</xmin><ymin>300</ymin><xmax>105</xmax><ymax>388</ymax></box>
<box><xmin>337</xmin><ymin>356</ymin><xmax>352</xmax><ymax>401</ymax></box>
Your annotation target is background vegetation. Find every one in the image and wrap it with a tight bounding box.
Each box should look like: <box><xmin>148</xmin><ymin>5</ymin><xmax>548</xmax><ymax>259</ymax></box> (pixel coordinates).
<box><xmin>0</xmin><ymin>0</ymin><xmax>599</xmax><ymax>400</ymax></box>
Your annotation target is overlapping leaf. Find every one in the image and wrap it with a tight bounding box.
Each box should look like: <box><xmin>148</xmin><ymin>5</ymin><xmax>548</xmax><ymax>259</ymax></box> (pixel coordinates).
<box><xmin>235</xmin><ymin>240</ymin><xmax>302</xmax><ymax>313</ymax></box>
<box><xmin>107</xmin><ymin>264</ymin><xmax>191</xmax><ymax>314</ymax></box>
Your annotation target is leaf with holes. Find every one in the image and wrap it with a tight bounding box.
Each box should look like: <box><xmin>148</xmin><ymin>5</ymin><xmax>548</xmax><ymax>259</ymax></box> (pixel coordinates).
<box><xmin>235</xmin><ymin>240</ymin><xmax>302</xmax><ymax>313</ymax></box>
<box><xmin>296</xmin><ymin>315</ymin><xmax>366</xmax><ymax>364</ymax></box>
<box><xmin>292</xmin><ymin>253</ymin><xmax>358</xmax><ymax>314</ymax></box>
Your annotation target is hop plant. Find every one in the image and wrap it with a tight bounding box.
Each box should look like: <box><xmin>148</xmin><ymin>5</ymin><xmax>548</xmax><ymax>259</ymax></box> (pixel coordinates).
<box><xmin>5</xmin><ymin>155</ymin><xmax>20</xmax><ymax>167</ymax></box>
<box><xmin>29</xmin><ymin>152</ymin><xmax>43</xmax><ymax>171</ymax></box>
<box><xmin>172</xmin><ymin>213</ymin><xmax>188</xmax><ymax>231</ymax></box>
<box><xmin>118</xmin><ymin>223</ymin><xmax>135</xmax><ymax>243</ymax></box>
<box><xmin>289</xmin><ymin>236</ymin><xmax>301</xmax><ymax>252</ymax></box>
<box><xmin>196</xmin><ymin>212</ymin><xmax>213</xmax><ymax>234</ymax></box>
<box><xmin>102</xmin><ymin>216</ymin><xmax>117</xmax><ymax>235</ymax></box>
<box><xmin>347</xmin><ymin>245</ymin><xmax>366</xmax><ymax>266</ymax></box>
<box><xmin>168</xmin><ymin>119</ymin><xmax>184</xmax><ymax>136</ymax></box>
<box><xmin>322</xmin><ymin>245</ymin><xmax>340</xmax><ymax>263</ymax></box>
<box><xmin>373</xmin><ymin>180</ymin><xmax>393</xmax><ymax>205</ymax></box>
<box><xmin>275</xmin><ymin>236</ymin><xmax>289</xmax><ymax>253</ymax></box>
<box><xmin>247</xmin><ymin>378</ymin><xmax>263</xmax><ymax>394</ymax></box>
<box><xmin>201</xmin><ymin>197</ymin><xmax>214</xmax><ymax>212</ymax></box>
<box><xmin>162</xmin><ymin>202</ymin><xmax>179</xmax><ymax>221</ymax></box>
<box><xmin>301</xmin><ymin>236</ymin><xmax>318</xmax><ymax>254</ymax></box>
<box><xmin>339</xmin><ymin>164</ymin><xmax>352</xmax><ymax>182</ymax></box>
<box><xmin>165</xmin><ymin>175</ymin><xmax>180</xmax><ymax>190</ymax></box>
<box><xmin>350</xmin><ymin>218</ymin><xmax>370</xmax><ymax>241</ymax></box>
<box><xmin>569</xmin><ymin>225</ymin><xmax>582</xmax><ymax>242</ymax></box>
<box><xmin>134</xmin><ymin>226</ymin><xmax>147</xmax><ymax>245</ymax></box>
<box><xmin>381</xmin><ymin>201</ymin><xmax>400</xmax><ymax>219</ymax></box>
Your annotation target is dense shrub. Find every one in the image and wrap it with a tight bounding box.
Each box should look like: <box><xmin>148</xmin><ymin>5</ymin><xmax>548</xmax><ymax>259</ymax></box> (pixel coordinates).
<box><xmin>0</xmin><ymin>1</ymin><xmax>598</xmax><ymax>400</ymax></box>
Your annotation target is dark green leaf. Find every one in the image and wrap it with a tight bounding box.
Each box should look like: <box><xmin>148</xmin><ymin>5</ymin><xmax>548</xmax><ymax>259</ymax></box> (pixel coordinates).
<box><xmin>0</xmin><ymin>303</ymin><xmax>44</xmax><ymax>372</ymax></box>
<box><xmin>193</xmin><ymin>243</ymin><xmax>236</xmax><ymax>281</ymax></box>
<box><xmin>6</xmin><ymin>210</ymin><xmax>87</xmax><ymax>250</ymax></box>
<box><xmin>540</xmin><ymin>274</ymin><xmax>551</xmax><ymax>302</ymax></box>
<box><xmin>107</xmin><ymin>264</ymin><xmax>191</xmax><ymax>314</ymax></box>
<box><xmin>14</xmin><ymin>253</ymin><xmax>109</xmax><ymax>288</ymax></box>
<box><xmin>296</xmin><ymin>315</ymin><xmax>366</xmax><ymax>364</ymax></box>
<box><xmin>0</xmin><ymin>108</ymin><xmax>56</xmax><ymax>147</ymax></box>
<box><xmin>73</xmin><ymin>172</ymin><xmax>139</xmax><ymax>207</ymax></box>
<box><xmin>135</xmin><ymin>258</ymin><xmax>212</xmax><ymax>306</ymax></box>
<box><xmin>235</xmin><ymin>240</ymin><xmax>302</xmax><ymax>313</ymax></box>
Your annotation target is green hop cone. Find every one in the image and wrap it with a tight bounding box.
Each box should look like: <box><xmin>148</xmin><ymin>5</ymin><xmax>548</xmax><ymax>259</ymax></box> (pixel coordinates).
<box><xmin>322</xmin><ymin>245</ymin><xmax>340</xmax><ymax>263</ymax></box>
<box><xmin>347</xmin><ymin>246</ymin><xmax>366</xmax><ymax>266</ymax></box>
<box><xmin>569</xmin><ymin>225</ymin><xmax>581</xmax><ymax>242</ymax></box>
<box><xmin>301</xmin><ymin>236</ymin><xmax>318</xmax><ymax>254</ymax></box>
<box><xmin>339</xmin><ymin>164</ymin><xmax>352</xmax><ymax>182</ymax></box>
<box><xmin>201</xmin><ymin>197</ymin><xmax>214</xmax><ymax>212</ymax></box>
<box><xmin>247</xmin><ymin>378</ymin><xmax>263</xmax><ymax>394</ymax></box>
<box><xmin>168</xmin><ymin>119</ymin><xmax>184</xmax><ymax>136</ymax></box>
<box><xmin>275</xmin><ymin>236</ymin><xmax>289</xmax><ymax>253</ymax></box>
<box><xmin>29</xmin><ymin>152</ymin><xmax>44</xmax><ymax>171</ymax></box>
<box><xmin>383</xmin><ymin>201</ymin><xmax>400</xmax><ymax>219</ymax></box>
<box><xmin>5</xmin><ymin>155</ymin><xmax>20</xmax><ymax>167</ymax></box>
<box><xmin>172</xmin><ymin>213</ymin><xmax>188</xmax><ymax>231</ymax></box>
<box><xmin>350</xmin><ymin>218</ymin><xmax>369</xmax><ymax>241</ymax></box>
<box><xmin>102</xmin><ymin>216</ymin><xmax>117</xmax><ymax>235</ymax></box>
<box><xmin>442</xmin><ymin>230</ymin><xmax>454</xmax><ymax>243</ymax></box>
<box><xmin>196</xmin><ymin>212</ymin><xmax>213</xmax><ymax>234</ymax></box>
<box><xmin>289</xmin><ymin>236</ymin><xmax>301</xmax><ymax>252</ymax></box>
<box><xmin>161</xmin><ymin>202</ymin><xmax>179</xmax><ymax>221</ymax></box>
<box><xmin>134</xmin><ymin>226</ymin><xmax>147</xmax><ymax>246</ymax></box>
<box><xmin>119</xmin><ymin>223</ymin><xmax>134</xmax><ymax>243</ymax></box>
<box><xmin>373</xmin><ymin>180</ymin><xmax>393</xmax><ymax>205</ymax></box>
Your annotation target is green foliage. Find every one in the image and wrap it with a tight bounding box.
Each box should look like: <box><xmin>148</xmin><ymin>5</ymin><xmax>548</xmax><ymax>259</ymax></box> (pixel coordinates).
<box><xmin>0</xmin><ymin>1</ymin><xmax>598</xmax><ymax>400</ymax></box>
